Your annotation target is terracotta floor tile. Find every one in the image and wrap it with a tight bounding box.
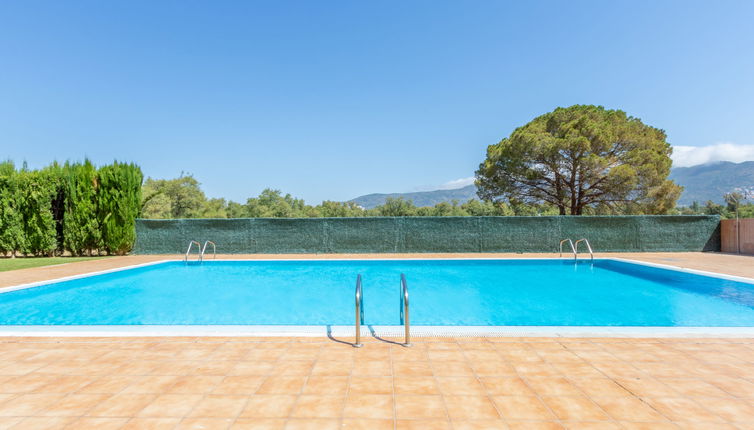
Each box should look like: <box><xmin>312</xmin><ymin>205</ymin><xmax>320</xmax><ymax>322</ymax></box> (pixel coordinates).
<box><xmin>429</xmin><ymin>350</ymin><xmax>467</xmax><ymax>362</ymax></box>
<box><xmin>7</xmin><ymin>416</ymin><xmax>75</xmax><ymax>429</ymax></box>
<box><xmin>76</xmin><ymin>376</ymin><xmax>136</xmax><ymax>394</ymax></box>
<box><xmin>239</xmin><ymin>395</ymin><xmax>297</xmax><ymax>418</ymax></box>
<box><xmin>121</xmin><ymin>417</ymin><xmax>181</xmax><ymax>430</ymax></box>
<box><xmin>64</xmin><ymin>417</ymin><xmax>129</xmax><ymax>429</ymax></box>
<box><xmin>33</xmin><ymin>375</ymin><xmax>94</xmax><ymax>394</ymax></box>
<box><xmin>86</xmin><ymin>394</ymin><xmax>156</xmax><ymax>418</ymax></box>
<box><xmin>491</xmin><ymin>396</ymin><xmax>555</xmax><ymax>420</ymax></box>
<box><xmin>435</xmin><ymin>377</ymin><xmax>487</xmax><ymax>395</ymax></box>
<box><xmin>479</xmin><ymin>377</ymin><xmax>534</xmax><ymax>396</ymax></box>
<box><xmin>270</xmin><ymin>361</ymin><xmax>314</xmax><ymax>377</ymax></box>
<box><xmin>229</xmin><ymin>418</ymin><xmax>286</xmax><ymax>430</ymax></box>
<box><xmin>443</xmin><ymin>395</ymin><xmax>499</xmax><ymax>420</ymax></box>
<box><xmin>393</xmin><ymin>361</ymin><xmax>432</xmax><ymax>377</ymax></box>
<box><xmin>658</xmin><ymin>378</ymin><xmax>730</xmax><ymax>398</ymax></box>
<box><xmin>189</xmin><ymin>361</ymin><xmax>237</xmax><ymax>376</ymax></box>
<box><xmin>352</xmin><ymin>360</ymin><xmax>391</xmax><ymax>376</ymax></box>
<box><xmin>41</xmin><ymin>393</ymin><xmax>109</xmax><ymax>416</ymax></box>
<box><xmin>291</xmin><ymin>395</ymin><xmax>344</xmax><ymax>418</ymax></box>
<box><xmin>230</xmin><ymin>362</ymin><xmax>275</xmax><ymax>376</ymax></box>
<box><xmin>349</xmin><ymin>377</ymin><xmax>393</xmax><ymax>395</ymax></box>
<box><xmin>0</xmin><ymin>374</ymin><xmax>60</xmax><ymax>394</ymax></box>
<box><xmin>693</xmin><ymin>396</ymin><xmax>754</xmax><ymax>422</ymax></box>
<box><xmin>301</xmin><ymin>377</ymin><xmax>349</xmax><ymax>395</ymax></box>
<box><xmin>341</xmin><ymin>418</ymin><xmax>394</xmax><ymax>430</ymax></box>
<box><xmin>470</xmin><ymin>361</ymin><xmax>518</xmax><ymax>377</ymax></box>
<box><xmin>0</xmin><ymin>417</ymin><xmax>22</xmax><ymax>429</ymax></box>
<box><xmin>549</xmin><ymin>362</ymin><xmax>605</xmax><ymax>378</ymax></box>
<box><xmin>541</xmin><ymin>395</ymin><xmax>610</xmax><ymax>421</ymax></box>
<box><xmin>451</xmin><ymin>420</ymin><xmax>508</xmax><ymax>429</ymax></box>
<box><xmin>669</xmin><ymin>423</ymin><xmax>739</xmax><ymax>430</ymax></box>
<box><xmin>393</xmin><ymin>377</ymin><xmax>439</xmax><ymax>395</ymax></box>
<box><xmin>167</xmin><ymin>376</ymin><xmax>223</xmax><ymax>394</ymax></box>
<box><xmin>612</xmin><ymin>377</ymin><xmax>678</xmax><ymax>398</ymax></box>
<box><xmin>0</xmin><ymin>393</ymin><xmax>66</xmax><ymax>417</ymax></box>
<box><xmin>647</xmin><ymin>397</ymin><xmax>726</xmax><ymax>422</ymax></box>
<box><xmin>591</xmin><ymin>396</ymin><xmax>667</xmax><ymax>422</ymax></box>
<box><xmin>256</xmin><ymin>377</ymin><xmax>306</xmax><ymax>395</ymax></box>
<box><xmin>187</xmin><ymin>395</ymin><xmax>248</xmax><ymax>418</ymax></box>
<box><xmin>708</xmin><ymin>376</ymin><xmax>754</xmax><ymax>398</ymax></box>
<box><xmin>563</xmin><ymin>422</ymin><xmax>622</xmax><ymax>430</ymax></box>
<box><xmin>137</xmin><ymin>394</ymin><xmax>203</xmax><ymax>417</ymax></box>
<box><xmin>212</xmin><ymin>376</ymin><xmax>265</xmax><ymax>395</ymax></box>
<box><xmin>616</xmin><ymin>423</ymin><xmax>680</xmax><ymax>430</ymax></box>
<box><xmin>344</xmin><ymin>394</ymin><xmax>393</xmax><ymax>419</ymax></box>
<box><xmin>396</xmin><ymin>419</ymin><xmax>452</xmax><ymax>430</ymax></box>
<box><xmin>525</xmin><ymin>377</ymin><xmax>583</xmax><ymax>396</ymax></box>
<box><xmin>432</xmin><ymin>362</ymin><xmax>476</xmax><ymax>377</ymax></box>
<box><xmin>310</xmin><ymin>360</ymin><xmax>351</xmax><ymax>377</ymax></box>
<box><xmin>506</xmin><ymin>421</ymin><xmax>564</xmax><ymax>430</ymax></box>
<box><xmin>391</xmin><ymin>348</ymin><xmax>430</xmax><ymax>362</ymax></box>
<box><xmin>283</xmin><ymin>419</ymin><xmax>339</xmax><ymax>430</ymax></box>
<box><xmin>175</xmin><ymin>417</ymin><xmax>233</xmax><ymax>430</ymax></box>
<box><xmin>394</xmin><ymin>395</ymin><xmax>445</xmax><ymax>419</ymax></box>
<box><xmin>463</xmin><ymin>350</ymin><xmax>504</xmax><ymax>362</ymax></box>
<box><xmin>120</xmin><ymin>376</ymin><xmax>180</xmax><ymax>394</ymax></box>
<box><xmin>569</xmin><ymin>378</ymin><xmax>632</xmax><ymax>397</ymax></box>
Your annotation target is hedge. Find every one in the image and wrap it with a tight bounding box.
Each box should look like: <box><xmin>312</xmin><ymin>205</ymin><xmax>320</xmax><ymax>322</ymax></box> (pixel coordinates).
<box><xmin>0</xmin><ymin>160</ymin><xmax>142</xmax><ymax>256</ymax></box>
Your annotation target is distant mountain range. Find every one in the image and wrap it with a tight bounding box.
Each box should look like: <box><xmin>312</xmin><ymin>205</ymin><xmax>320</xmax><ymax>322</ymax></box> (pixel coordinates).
<box><xmin>349</xmin><ymin>161</ymin><xmax>754</xmax><ymax>208</ymax></box>
<box><xmin>669</xmin><ymin>161</ymin><xmax>754</xmax><ymax>205</ymax></box>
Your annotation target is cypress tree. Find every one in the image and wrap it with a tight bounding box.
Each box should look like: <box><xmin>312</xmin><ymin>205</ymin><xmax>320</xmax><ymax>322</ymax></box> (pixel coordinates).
<box><xmin>63</xmin><ymin>160</ymin><xmax>101</xmax><ymax>256</ymax></box>
<box><xmin>0</xmin><ymin>162</ymin><xmax>23</xmax><ymax>257</ymax></box>
<box><xmin>97</xmin><ymin>162</ymin><xmax>143</xmax><ymax>255</ymax></box>
<box><xmin>17</xmin><ymin>167</ymin><xmax>57</xmax><ymax>256</ymax></box>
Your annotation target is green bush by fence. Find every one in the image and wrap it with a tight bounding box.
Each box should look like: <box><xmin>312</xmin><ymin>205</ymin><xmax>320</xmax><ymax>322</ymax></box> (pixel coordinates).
<box><xmin>134</xmin><ymin>215</ymin><xmax>721</xmax><ymax>254</ymax></box>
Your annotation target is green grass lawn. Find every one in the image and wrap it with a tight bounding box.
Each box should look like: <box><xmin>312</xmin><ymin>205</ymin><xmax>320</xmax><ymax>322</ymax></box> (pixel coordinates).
<box><xmin>0</xmin><ymin>257</ymin><xmax>105</xmax><ymax>272</ymax></box>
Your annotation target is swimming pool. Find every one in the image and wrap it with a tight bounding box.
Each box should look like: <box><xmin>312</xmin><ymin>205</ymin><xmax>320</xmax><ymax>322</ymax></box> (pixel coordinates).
<box><xmin>1</xmin><ymin>259</ymin><xmax>753</xmax><ymax>328</ymax></box>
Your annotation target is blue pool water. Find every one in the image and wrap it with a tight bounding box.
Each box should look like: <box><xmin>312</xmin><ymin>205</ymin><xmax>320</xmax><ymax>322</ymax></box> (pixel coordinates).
<box><xmin>1</xmin><ymin>259</ymin><xmax>753</xmax><ymax>326</ymax></box>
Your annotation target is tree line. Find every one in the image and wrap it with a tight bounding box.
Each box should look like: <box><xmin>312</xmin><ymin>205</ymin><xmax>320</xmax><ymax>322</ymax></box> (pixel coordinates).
<box><xmin>140</xmin><ymin>174</ymin><xmax>744</xmax><ymax>220</ymax></box>
<box><xmin>0</xmin><ymin>160</ymin><xmax>142</xmax><ymax>257</ymax></box>
<box><xmin>140</xmin><ymin>176</ymin><xmax>561</xmax><ymax>219</ymax></box>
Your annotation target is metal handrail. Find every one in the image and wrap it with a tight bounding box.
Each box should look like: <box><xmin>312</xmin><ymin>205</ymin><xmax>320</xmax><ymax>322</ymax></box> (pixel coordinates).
<box><xmin>399</xmin><ymin>273</ymin><xmax>411</xmax><ymax>347</ymax></box>
<box><xmin>574</xmin><ymin>238</ymin><xmax>594</xmax><ymax>261</ymax></box>
<box><xmin>559</xmin><ymin>239</ymin><xmax>576</xmax><ymax>259</ymax></box>
<box><xmin>354</xmin><ymin>274</ymin><xmax>364</xmax><ymax>348</ymax></box>
<box><xmin>201</xmin><ymin>241</ymin><xmax>216</xmax><ymax>260</ymax></box>
<box><xmin>184</xmin><ymin>240</ymin><xmax>201</xmax><ymax>262</ymax></box>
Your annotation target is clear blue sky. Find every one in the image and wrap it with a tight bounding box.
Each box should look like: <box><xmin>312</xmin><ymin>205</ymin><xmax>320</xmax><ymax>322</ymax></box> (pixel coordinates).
<box><xmin>1</xmin><ymin>1</ymin><xmax>753</xmax><ymax>203</ymax></box>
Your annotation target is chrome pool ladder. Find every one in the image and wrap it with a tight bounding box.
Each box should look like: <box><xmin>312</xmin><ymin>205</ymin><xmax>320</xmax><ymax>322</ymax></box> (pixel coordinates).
<box><xmin>559</xmin><ymin>239</ymin><xmax>576</xmax><ymax>259</ymax></box>
<box><xmin>201</xmin><ymin>241</ymin><xmax>216</xmax><ymax>260</ymax></box>
<box><xmin>184</xmin><ymin>240</ymin><xmax>201</xmax><ymax>262</ymax></box>
<box><xmin>574</xmin><ymin>238</ymin><xmax>594</xmax><ymax>261</ymax></box>
<box><xmin>399</xmin><ymin>273</ymin><xmax>411</xmax><ymax>347</ymax></box>
<box><xmin>354</xmin><ymin>274</ymin><xmax>364</xmax><ymax>348</ymax></box>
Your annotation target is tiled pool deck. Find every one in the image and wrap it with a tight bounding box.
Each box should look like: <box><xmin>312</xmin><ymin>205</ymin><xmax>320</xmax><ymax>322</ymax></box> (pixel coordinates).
<box><xmin>0</xmin><ymin>253</ymin><xmax>752</xmax><ymax>429</ymax></box>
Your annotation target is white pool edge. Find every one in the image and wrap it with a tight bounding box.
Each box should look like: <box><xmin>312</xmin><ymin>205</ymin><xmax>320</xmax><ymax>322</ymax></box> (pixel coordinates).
<box><xmin>0</xmin><ymin>325</ymin><xmax>753</xmax><ymax>338</ymax></box>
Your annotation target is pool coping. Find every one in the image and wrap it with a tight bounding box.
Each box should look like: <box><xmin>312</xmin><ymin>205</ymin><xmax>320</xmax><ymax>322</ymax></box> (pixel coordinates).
<box><xmin>1</xmin><ymin>256</ymin><xmax>754</xmax><ymax>338</ymax></box>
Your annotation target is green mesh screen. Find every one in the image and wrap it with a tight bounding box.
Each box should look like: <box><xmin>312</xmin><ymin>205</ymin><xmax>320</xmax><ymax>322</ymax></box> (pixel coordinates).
<box><xmin>134</xmin><ymin>215</ymin><xmax>721</xmax><ymax>254</ymax></box>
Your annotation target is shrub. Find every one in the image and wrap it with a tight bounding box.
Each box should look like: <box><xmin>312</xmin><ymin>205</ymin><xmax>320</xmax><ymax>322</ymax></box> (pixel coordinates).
<box><xmin>97</xmin><ymin>162</ymin><xmax>143</xmax><ymax>255</ymax></box>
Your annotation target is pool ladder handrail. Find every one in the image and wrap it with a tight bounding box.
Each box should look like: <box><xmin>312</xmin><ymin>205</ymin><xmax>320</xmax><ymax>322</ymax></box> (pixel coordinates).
<box><xmin>201</xmin><ymin>241</ymin><xmax>216</xmax><ymax>260</ymax></box>
<box><xmin>399</xmin><ymin>273</ymin><xmax>411</xmax><ymax>347</ymax></box>
<box><xmin>574</xmin><ymin>238</ymin><xmax>594</xmax><ymax>261</ymax></box>
<box><xmin>559</xmin><ymin>239</ymin><xmax>576</xmax><ymax>259</ymax></box>
<box><xmin>184</xmin><ymin>240</ymin><xmax>202</xmax><ymax>262</ymax></box>
<box><xmin>354</xmin><ymin>274</ymin><xmax>364</xmax><ymax>348</ymax></box>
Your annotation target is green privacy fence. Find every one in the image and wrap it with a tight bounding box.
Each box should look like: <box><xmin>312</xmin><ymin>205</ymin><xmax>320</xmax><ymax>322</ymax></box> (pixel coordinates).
<box><xmin>134</xmin><ymin>215</ymin><xmax>720</xmax><ymax>254</ymax></box>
